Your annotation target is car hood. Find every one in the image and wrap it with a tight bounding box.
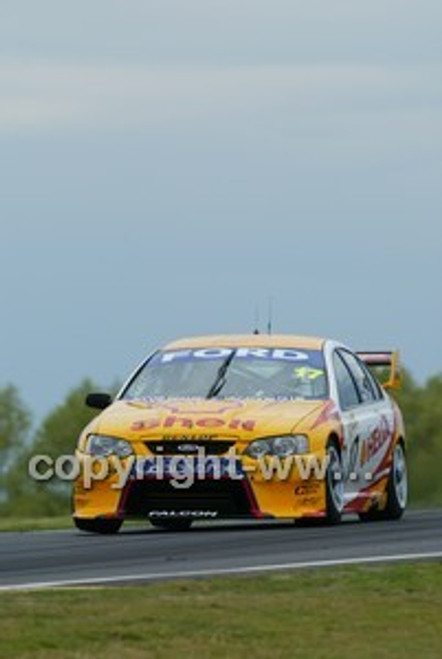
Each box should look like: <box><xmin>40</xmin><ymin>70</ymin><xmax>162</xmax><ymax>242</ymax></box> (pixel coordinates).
<box><xmin>91</xmin><ymin>397</ymin><xmax>327</xmax><ymax>442</ymax></box>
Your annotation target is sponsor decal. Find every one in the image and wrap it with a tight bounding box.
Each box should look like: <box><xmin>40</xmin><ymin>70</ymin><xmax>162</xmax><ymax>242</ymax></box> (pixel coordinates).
<box><xmin>360</xmin><ymin>417</ymin><xmax>391</xmax><ymax>467</ymax></box>
<box><xmin>131</xmin><ymin>417</ymin><xmax>256</xmax><ymax>432</ymax></box>
<box><xmin>159</xmin><ymin>348</ymin><xmax>311</xmax><ymax>364</ymax></box>
<box><xmin>293</xmin><ymin>367</ymin><xmax>325</xmax><ymax>380</ymax></box>
<box><xmin>295</xmin><ymin>482</ymin><xmax>320</xmax><ymax>496</ymax></box>
<box><xmin>149</xmin><ymin>400</ymin><xmax>245</xmax><ymax>414</ymax></box>
<box><xmin>162</xmin><ymin>435</ymin><xmax>216</xmax><ymax>442</ymax></box>
<box><xmin>148</xmin><ymin>510</ymin><xmax>219</xmax><ymax>519</ymax></box>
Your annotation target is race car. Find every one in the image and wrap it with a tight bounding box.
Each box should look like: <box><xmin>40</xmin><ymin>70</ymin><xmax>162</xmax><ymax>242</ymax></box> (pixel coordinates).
<box><xmin>73</xmin><ymin>334</ymin><xmax>408</xmax><ymax>533</ymax></box>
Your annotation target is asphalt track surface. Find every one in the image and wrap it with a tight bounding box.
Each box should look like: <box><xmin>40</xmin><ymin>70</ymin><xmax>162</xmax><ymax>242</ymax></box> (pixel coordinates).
<box><xmin>0</xmin><ymin>510</ymin><xmax>441</xmax><ymax>590</ymax></box>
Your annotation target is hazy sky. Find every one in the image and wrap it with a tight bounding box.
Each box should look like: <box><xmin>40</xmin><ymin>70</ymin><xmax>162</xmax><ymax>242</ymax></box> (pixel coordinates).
<box><xmin>1</xmin><ymin>1</ymin><xmax>441</xmax><ymax>421</ymax></box>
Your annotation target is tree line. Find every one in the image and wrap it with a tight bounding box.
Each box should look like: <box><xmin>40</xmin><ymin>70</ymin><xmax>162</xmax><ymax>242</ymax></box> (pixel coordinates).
<box><xmin>0</xmin><ymin>371</ymin><xmax>441</xmax><ymax>518</ymax></box>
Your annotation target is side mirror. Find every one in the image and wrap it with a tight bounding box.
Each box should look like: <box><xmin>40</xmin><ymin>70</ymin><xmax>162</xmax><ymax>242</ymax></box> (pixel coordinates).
<box><xmin>85</xmin><ymin>393</ymin><xmax>113</xmax><ymax>410</ymax></box>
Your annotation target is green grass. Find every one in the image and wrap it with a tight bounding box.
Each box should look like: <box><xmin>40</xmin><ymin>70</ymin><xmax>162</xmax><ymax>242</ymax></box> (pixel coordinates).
<box><xmin>1</xmin><ymin>563</ymin><xmax>441</xmax><ymax>658</ymax></box>
<box><xmin>0</xmin><ymin>516</ymin><xmax>73</xmax><ymax>532</ymax></box>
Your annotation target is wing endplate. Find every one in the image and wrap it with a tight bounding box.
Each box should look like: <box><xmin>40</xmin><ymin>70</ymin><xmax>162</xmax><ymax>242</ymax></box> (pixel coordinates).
<box><xmin>357</xmin><ymin>350</ymin><xmax>401</xmax><ymax>390</ymax></box>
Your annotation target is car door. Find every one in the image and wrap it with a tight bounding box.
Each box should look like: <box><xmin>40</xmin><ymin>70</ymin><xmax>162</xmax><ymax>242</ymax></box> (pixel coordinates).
<box><xmin>332</xmin><ymin>349</ymin><xmax>394</xmax><ymax>506</ymax></box>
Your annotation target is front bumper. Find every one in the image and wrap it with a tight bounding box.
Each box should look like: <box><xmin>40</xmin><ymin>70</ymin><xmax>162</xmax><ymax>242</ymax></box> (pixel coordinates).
<box><xmin>73</xmin><ymin>453</ymin><xmax>327</xmax><ymax>520</ymax></box>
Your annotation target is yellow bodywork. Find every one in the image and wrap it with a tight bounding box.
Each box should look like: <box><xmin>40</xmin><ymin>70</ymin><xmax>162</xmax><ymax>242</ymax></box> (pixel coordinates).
<box><xmin>73</xmin><ymin>335</ymin><xmax>400</xmax><ymax>522</ymax></box>
<box><xmin>74</xmin><ymin>397</ymin><xmax>337</xmax><ymax>520</ymax></box>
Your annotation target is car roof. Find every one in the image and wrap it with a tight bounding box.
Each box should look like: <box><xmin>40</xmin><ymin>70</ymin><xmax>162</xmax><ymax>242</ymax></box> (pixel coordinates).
<box><xmin>164</xmin><ymin>334</ymin><xmax>326</xmax><ymax>350</ymax></box>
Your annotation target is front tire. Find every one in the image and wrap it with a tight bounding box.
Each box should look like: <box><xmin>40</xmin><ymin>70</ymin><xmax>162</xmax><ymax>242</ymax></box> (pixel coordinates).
<box><xmin>359</xmin><ymin>442</ymin><xmax>408</xmax><ymax>522</ymax></box>
<box><xmin>295</xmin><ymin>442</ymin><xmax>343</xmax><ymax>527</ymax></box>
<box><xmin>324</xmin><ymin>443</ymin><xmax>344</xmax><ymax>524</ymax></box>
<box><xmin>74</xmin><ymin>517</ymin><xmax>123</xmax><ymax>534</ymax></box>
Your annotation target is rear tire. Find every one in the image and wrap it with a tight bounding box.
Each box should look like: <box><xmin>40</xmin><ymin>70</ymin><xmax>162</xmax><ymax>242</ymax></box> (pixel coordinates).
<box><xmin>359</xmin><ymin>442</ymin><xmax>408</xmax><ymax>522</ymax></box>
<box><xmin>150</xmin><ymin>519</ymin><xmax>193</xmax><ymax>531</ymax></box>
<box><xmin>74</xmin><ymin>517</ymin><xmax>123</xmax><ymax>534</ymax></box>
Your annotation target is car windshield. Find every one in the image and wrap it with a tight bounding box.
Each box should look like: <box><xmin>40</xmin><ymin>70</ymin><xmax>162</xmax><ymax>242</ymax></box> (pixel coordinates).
<box><xmin>122</xmin><ymin>347</ymin><xmax>328</xmax><ymax>401</ymax></box>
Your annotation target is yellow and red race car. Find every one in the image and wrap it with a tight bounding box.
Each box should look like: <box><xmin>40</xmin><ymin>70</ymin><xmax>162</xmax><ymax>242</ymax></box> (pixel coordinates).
<box><xmin>73</xmin><ymin>334</ymin><xmax>407</xmax><ymax>533</ymax></box>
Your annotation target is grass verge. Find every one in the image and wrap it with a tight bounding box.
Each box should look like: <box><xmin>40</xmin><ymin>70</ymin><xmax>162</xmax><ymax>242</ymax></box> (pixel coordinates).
<box><xmin>0</xmin><ymin>516</ymin><xmax>73</xmax><ymax>532</ymax></box>
<box><xmin>0</xmin><ymin>562</ymin><xmax>441</xmax><ymax>658</ymax></box>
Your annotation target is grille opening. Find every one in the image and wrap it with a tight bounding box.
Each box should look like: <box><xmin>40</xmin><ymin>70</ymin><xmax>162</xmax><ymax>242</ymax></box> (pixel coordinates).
<box><xmin>122</xmin><ymin>478</ymin><xmax>253</xmax><ymax>518</ymax></box>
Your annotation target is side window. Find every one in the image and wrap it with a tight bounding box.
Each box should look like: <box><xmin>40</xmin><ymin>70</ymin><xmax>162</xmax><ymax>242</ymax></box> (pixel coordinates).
<box><xmin>333</xmin><ymin>352</ymin><xmax>360</xmax><ymax>410</ymax></box>
<box><xmin>339</xmin><ymin>350</ymin><xmax>378</xmax><ymax>404</ymax></box>
<box><xmin>358</xmin><ymin>358</ymin><xmax>384</xmax><ymax>400</ymax></box>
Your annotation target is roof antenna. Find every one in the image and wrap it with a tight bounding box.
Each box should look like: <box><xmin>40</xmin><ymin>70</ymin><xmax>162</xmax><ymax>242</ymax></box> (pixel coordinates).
<box><xmin>267</xmin><ymin>296</ymin><xmax>274</xmax><ymax>335</ymax></box>
<box><xmin>253</xmin><ymin>304</ymin><xmax>260</xmax><ymax>334</ymax></box>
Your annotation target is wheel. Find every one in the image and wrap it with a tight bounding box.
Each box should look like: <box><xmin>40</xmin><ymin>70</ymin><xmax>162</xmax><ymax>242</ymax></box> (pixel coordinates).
<box><xmin>359</xmin><ymin>442</ymin><xmax>408</xmax><ymax>522</ymax></box>
<box><xmin>295</xmin><ymin>442</ymin><xmax>343</xmax><ymax>526</ymax></box>
<box><xmin>150</xmin><ymin>519</ymin><xmax>193</xmax><ymax>531</ymax></box>
<box><xmin>324</xmin><ymin>442</ymin><xmax>344</xmax><ymax>524</ymax></box>
<box><xmin>74</xmin><ymin>517</ymin><xmax>123</xmax><ymax>534</ymax></box>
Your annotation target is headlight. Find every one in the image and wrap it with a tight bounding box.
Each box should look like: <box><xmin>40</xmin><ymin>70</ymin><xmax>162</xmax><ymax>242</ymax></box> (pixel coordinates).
<box><xmin>244</xmin><ymin>435</ymin><xmax>309</xmax><ymax>458</ymax></box>
<box><xmin>245</xmin><ymin>438</ymin><xmax>272</xmax><ymax>459</ymax></box>
<box><xmin>86</xmin><ymin>434</ymin><xmax>133</xmax><ymax>458</ymax></box>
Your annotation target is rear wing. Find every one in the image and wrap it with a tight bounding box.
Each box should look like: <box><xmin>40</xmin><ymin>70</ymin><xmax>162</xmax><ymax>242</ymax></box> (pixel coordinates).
<box><xmin>356</xmin><ymin>350</ymin><xmax>401</xmax><ymax>390</ymax></box>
